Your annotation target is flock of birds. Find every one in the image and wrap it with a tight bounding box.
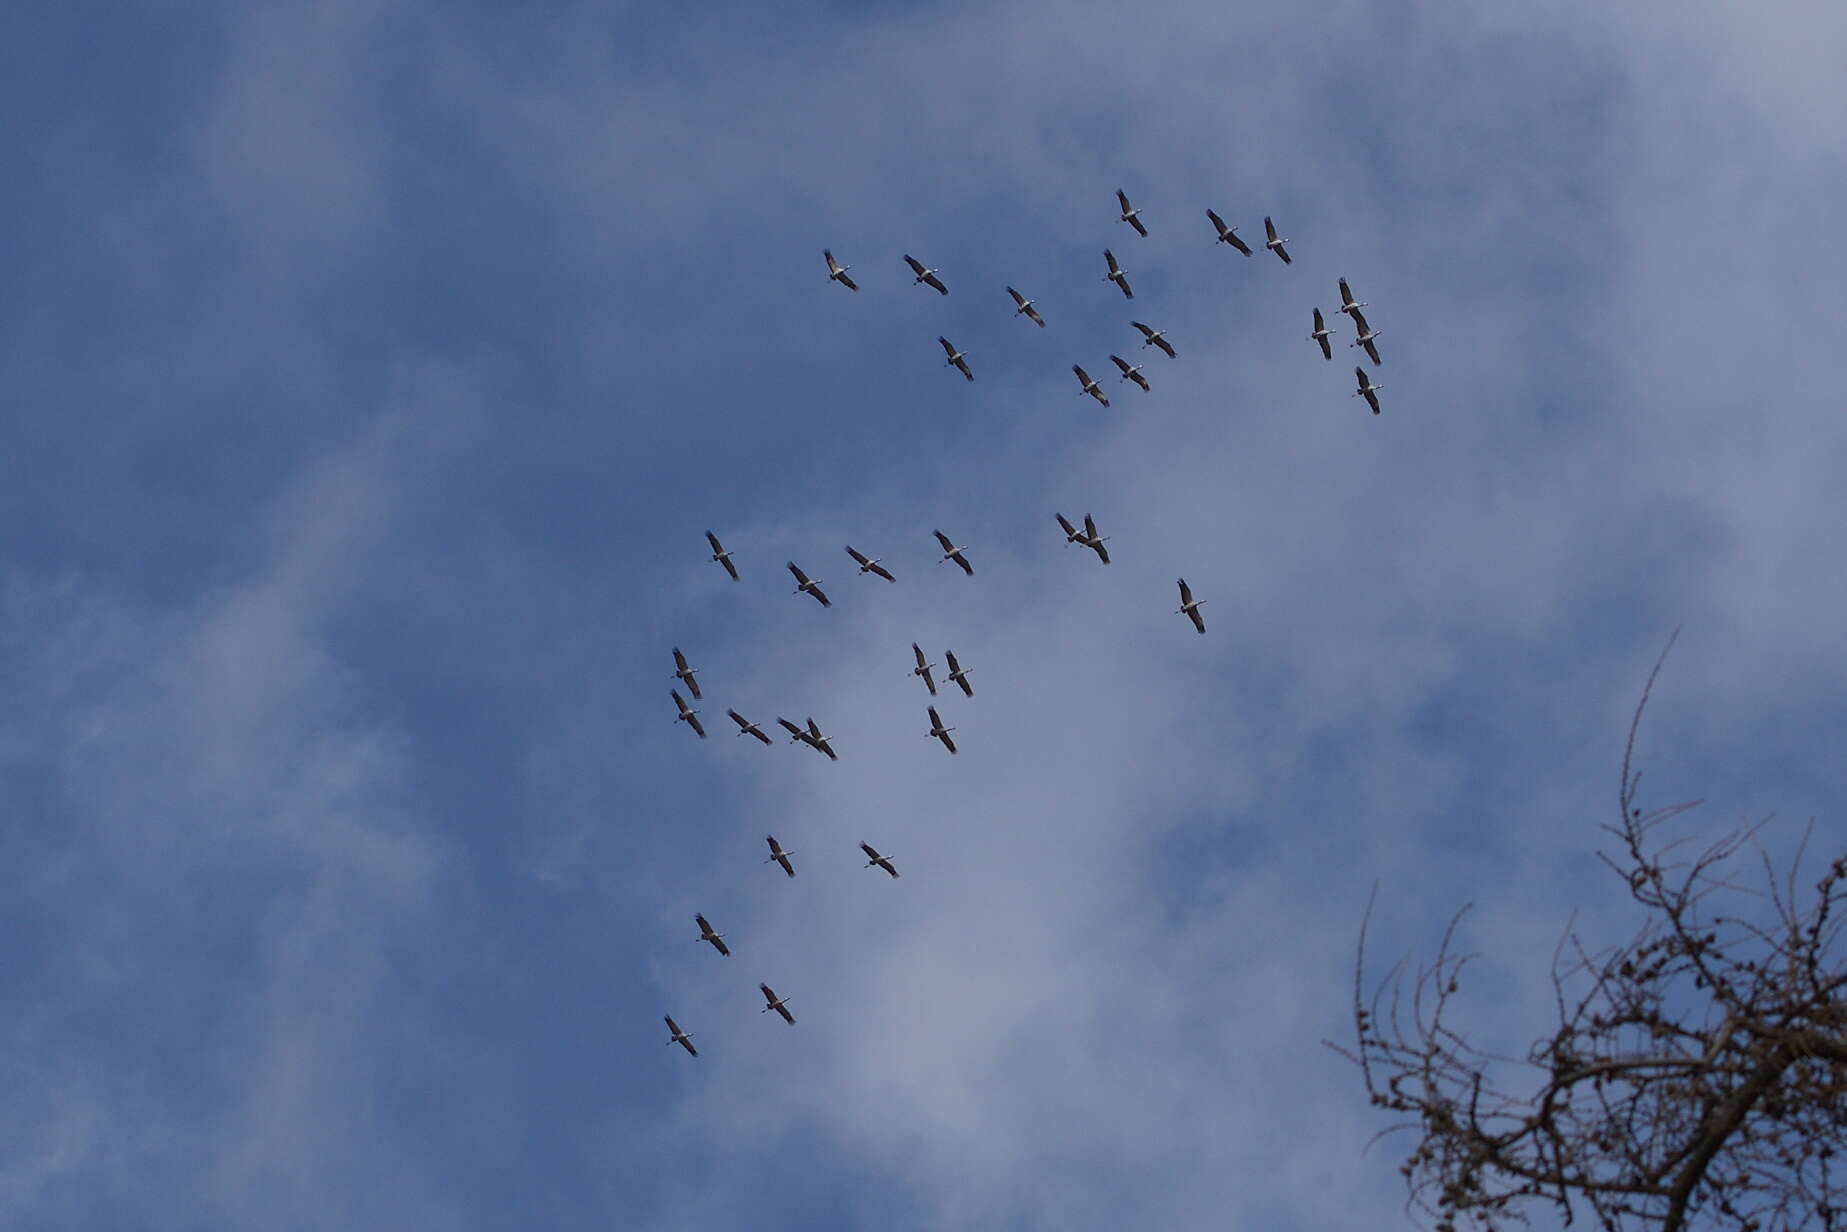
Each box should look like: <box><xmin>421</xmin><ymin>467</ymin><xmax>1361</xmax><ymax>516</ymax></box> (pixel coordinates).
<box><xmin>663</xmin><ymin>190</ymin><xmax>1389</xmax><ymax>1058</ymax></box>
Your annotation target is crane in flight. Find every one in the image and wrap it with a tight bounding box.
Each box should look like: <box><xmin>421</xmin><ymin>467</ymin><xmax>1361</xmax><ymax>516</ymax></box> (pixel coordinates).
<box><xmin>760</xmin><ymin>983</ymin><xmax>796</xmax><ymax>1024</ymax></box>
<box><xmin>764</xmin><ymin>835</ymin><xmax>796</xmax><ymax>877</ymax></box>
<box><xmin>727</xmin><ymin>709</ymin><xmax>772</xmax><ymax>744</ymax></box>
<box><xmin>926</xmin><ymin>705</ymin><xmax>958</xmax><ymax>754</ymax></box>
<box><xmin>1353</xmin><ymin>367</ymin><xmax>1383</xmax><ymax>414</ymax></box>
<box><xmin>911</xmin><ymin>643</ymin><xmax>938</xmax><ymax>696</ymax></box>
<box><xmin>695</xmin><ymin>914</ymin><xmax>730</xmax><ymax>956</ymax></box>
<box><xmin>1007</xmin><ymin>286</ymin><xmax>1046</xmax><ymax>327</ymax></box>
<box><xmin>1263</xmin><ymin>216</ymin><xmax>1292</xmax><ymax>264</ymax></box>
<box><xmin>860</xmin><ymin>842</ymin><xmax>901</xmax><ymax>878</ymax></box>
<box><xmin>1337</xmin><ymin>278</ymin><xmax>1368</xmax><ymax>320</ymax></box>
<box><xmin>664</xmin><ymin>1015</ymin><xmax>698</xmax><ymax>1057</ymax></box>
<box><xmin>1111</xmin><ymin>354</ymin><xmax>1151</xmax><ymax>392</ymax></box>
<box><xmin>823</xmin><ymin>250</ymin><xmax>858</xmax><ymax>291</ymax></box>
<box><xmin>1130</xmin><ymin>321</ymin><xmax>1176</xmax><ymax>358</ymax></box>
<box><xmin>1056</xmin><ymin>513</ymin><xmax>1111</xmax><ymax>564</ymax></box>
<box><xmin>939</xmin><ymin>336</ymin><xmax>973</xmax><ymax>382</ymax></box>
<box><xmin>1348</xmin><ymin>310</ymin><xmax>1383</xmax><ymax>366</ymax></box>
<box><xmin>845</xmin><ymin>545</ymin><xmax>895</xmax><ymax>582</ymax></box>
<box><xmin>804</xmin><ymin>717</ymin><xmax>838</xmax><ymax>760</ymax></box>
<box><xmin>705</xmin><ymin>531</ymin><xmax>738</xmax><ymax>581</ymax></box>
<box><xmin>787</xmin><ymin>561</ymin><xmax>830</xmax><ymax>607</ymax></box>
<box><xmin>904</xmin><ymin>254</ymin><xmax>948</xmax><ymax>295</ymax></box>
<box><xmin>1309</xmin><ymin>308</ymin><xmax>1334</xmax><ymax>360</ymax></box>
<box><xmin>1103</xmin><ymin>249</ymin><xmax>1134</xmax><ymax>299</ymax></box>
<box><xmin>944</xmin><ymin>650</ymin><xmax>974</xmax><ymax>697</ymax></box>
<box><xmin>1207</xmin><ymin>208</ymin><xmax>1253</xmax><ymax>255</ymax></box>
<box><xmin>671</xmin><ymin>648</ymin><xmax>701</xmax><ymax>699</ymax></box>
<box><xmin>672</xmin><ymin>690</ymin><xmax>706</xmax><ymax>738</ymax></box>
<box><xmin>1176</xmin><ymin>578</ymin><xmax>1207</xmax><ymax>634</ymax></box>
<box><xmin>1073</xmin><ymin>365</ymin><xmax>1110</xmax><ymax>407</ymax></box>
<box><xmin>933</xmin><ymin>530</ymin><xmax>973</xmax><ymax>576</ymax></box>
<box><xmin>1116</xmin><ymin>189</ymin><xmax>1148</xmax><ymax>237</ymax></box>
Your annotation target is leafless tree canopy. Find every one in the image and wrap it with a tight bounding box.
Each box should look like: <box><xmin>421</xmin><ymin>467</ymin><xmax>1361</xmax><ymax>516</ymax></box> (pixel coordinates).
<box><xmin>1334</xmin><ymin>638</ymin><xmax>1847</xmax><ymax>1232</ymax></box>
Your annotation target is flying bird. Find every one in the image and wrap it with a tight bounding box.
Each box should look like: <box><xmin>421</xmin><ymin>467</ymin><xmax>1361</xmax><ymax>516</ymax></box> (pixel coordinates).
<box><xmin>764</xmin><ymin>835</ymin><xmax>796</xmax><ymax>878</ymax></box>
<box><xmin>1309</xmin><ymin>308</ymin><xmax>1334</xmax><ymax>360</ymax></box>
<box><xmin>1007</xmin><ymin>286</ymin><xmax>1046</xmax><ymax>327</ymax></box>
<box><xmin>846</xmin><ymin>545</ymin><xmax>895</xmax><ymax>582</ymax></box>
<box><xmin>727</xmin><ymin>709</ymin><xmax>772</xmax><ymax>744</ymax></box>
<box><xmin>777</xmin><ymin>717</ymin><xmax>836</xmax><ymax>760</ymax></box>
<box><xmin>1116</xmin><ymin>188</ymin><xmax>1147</xmax><ymax>237</ymax></box>
<box><xmin>671</xmin><ymin>648</ymin><xmax>701</xmax><ymax>699</ymax></box>
<box><xmin>1353</xmin><ymin>366</ymin><xmax>1383</xmax><ymax>414</ymax></box>
<box><xmin>664</xmin><ymin>1015</ymin><xmax>698</xmax><ymax>1057</ymax></box>
<box><xmin>904</xmin><ymin>254</ymin><xmax>948</xmax><ymax>295</ymax></box>
<box><xmin>804</xmin><ymin>717</ymin><xmax>838</xmax><ymax>761</ymax></box>
<box><xmin>1057</xmin><ymin>513</ymin><xmax>1111</xmax><ymax>564</ymax></box>
<box><xmin>787</xmin><ymin>561</ymin><xmax>830</xmax><ymax>607</ymax></box>
<box><xmin>672</xmin><ymin>690</ymin><xmax>706</xmax><ymax>738</ymax></box>
<box><xmin>939</xmin><ymin>336</ymin><xmax>973</xmax><ymax>381</ymax></box>
<box><xmin>933</xmin><ymin>530</ymin><xmax>973</xmax><ymax>576</ymax></box>
<box><xmin>944</xmin><ymin>650</ymin><xmax>973</xmax><ymax>697</ymax></box>
<box><xmin>705</xmin><ymin>531</ymin><xmax>738</xmax><ymax>581</ymax></box>
<box><xmin>759</xmin><ymin>983</ymin><xmax>796</xmax><ymax>1024</ymax></box>
<box><xmin>1110</xmin><ymin>354</ymin><xmax>1150</xmax><ymax>392</ymax></box>
<box><xmin>1263</xmin><ymin>216</ymin><xmax>1292</xmax><ymax>264</ymax></box>
<box><xmin>1207</xmin><ymin>208</ymin><xmax>1253</xmax><ymax>256</ymax></box>
<box><xmin>823</xmin><ymin>250</ymin><xmax>858</xmax><ymax>291</ymax></box>
<box><xmin>1073</xmin><ymin>365</ymin><xmax>1111</xmax><ymax>407</ymax></box>
<box><xmin>1103</xmin><ymin>249</ymin><xmax>1134</xmax><ymax>299</ymax></box>
<box><xmin>926</xmin><ymin>705</ymin><xmax>958</xmax><ymax>754</ymax></box>
<box><xmin>1337</xmin><ymin>277</ymin><xmax>1367</xmax><ymax>320</ymax></box>
<box><xmin>695</xmin><ymin>914</ymin><xmax>730</xmax><ymax>957</ymax></box>
<box><xmin>860</xmin><ymin>842</ymin><xmax>900</xmax><ymax>878</ymax></box>
<box><xmin>1130</xmin><ymin>321</ymin><xmax>1176</xmax><ymax>358</ymax></box>
<box><xmin>1176</xmin><ymin>578</ymin><xmax>1207</xmax><ymax>635</ymax></box>
<box><xmin>911</xmin><ymin>643</ymin><xmax>938</xmax><ymax>696</ymax></box>
<box><xmin>1348</xmin><ymin>310</ymin><xmax>1382</xmax><ymax>366</ymax></box>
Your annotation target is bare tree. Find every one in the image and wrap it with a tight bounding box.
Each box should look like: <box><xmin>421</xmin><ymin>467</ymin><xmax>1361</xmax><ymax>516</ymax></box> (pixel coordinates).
<box><xmin>1334</xmin><ymin>636</ymin><xmax>1847</xmax><ymax>1232</ymax></box>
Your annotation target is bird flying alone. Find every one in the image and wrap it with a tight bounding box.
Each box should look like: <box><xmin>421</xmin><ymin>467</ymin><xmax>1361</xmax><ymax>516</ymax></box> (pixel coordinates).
<box><xmin>1207</xmin><ymin>208</ymin><xmax>1253</xmax><ymax>256</ymax></box>
<box><xmin>665</xmin><ymin>1015</ymin><xmax>697</xmax><ymax>1057</ymax></box>
<box><xmin>1116</xmin><ymin>188</ymin><xmax>1147</xmax><ymax>237</ymax></box>
<box><xmin>760</xmin><ymin>983</ymin><xmax>795</xmax><ymax>1024</ymax></box>
<box><xmin>926</xmin><ymin>705</ymin><xmax>957</xmax><ymax>754</ymax></box>
<box><xmin>672</xmin><ymin>690</ymin><xmax>706</xmax><ymax>738</ymax></box>
<box><xmin>933</xmin><ymin>530</ymin><xmax>973</xmax><ymax>575</ymax></box>
<box><xmin>705</xmin><ymin>531</ymin><xmax>738</xmax><ymax>581</ymax></box>
<box><xmin>728</xmin><ymin>709</ymin><xmax>772</xmax><ymax>744</ymax></box>
<box><xmin>671</xmin><ymin>648</ymin><xmax>701</xmax><ymax>699</ymax></box>
<box><xmin>846</xmin><ymin>545</ymin><xmax>895</xmax><ymax>582</ymax></box>
<box><xmin>904</xmin><ymin>254</ymin><xmax>948</xmax><ymax>295</ymax></box>
<box><xmin>1073</xmin><ymin>365</ymin><xmax>1111</xmax><ymax>407</ymax></box>
<box><xmin>1007</xmin><ymin>286</ymin><xmax>1045</xmax><ymax>327</ymax></box>
<box><xmin>860</xmin><ymin>842</ymin><xmax>900</xmax><ymax>878</ymax></box>
<box><xmin>1131</xmin><ymin>321</ymin><xmax>1176</xmax><ymax>358</ymax></box>
<box><xmin>939</xmin><ymin>336</ymin><xmax>973</xmax><ymax>381</ymax></box>
<box><xmin>1111</xmin><ymin>354</ymin><xmax>1150</xmax><ymax>392</ymax></box>
<box><xmin>1176</xmin><ymin>578</ymin><xmax>1207</xmax><ymax>634</ymax></box>
<box><xmin>696</xmin><ymin>914</ymin><xmax>730</xmax><ymax>956</ymax></box>
<box><xmin>1309</xmin><ymin>308</ymin><xmax>1334</xmax><ymax>360</ymax></box>
<box><xmin>787</xmin><ymin>561</ymin><xmax>830</xmax><ymax>607</ymax></box>
<box><xmin>1353</xmin><ymin>366</ymin><xmax>1383</xmax><ymax>414</ymax></box>
<box><xmin>1264</xmin><ymin>216</ymin><xmax>1292</xmax><ymax>264</ymax></box>
<box><xmin>911</xmin><ymin>643</ymin><xmax>938</xmax><ymax>696</ymax></box>
<box><xmin>765</xmin><ymin>835</ymin><xmax>796</xmax><ymax>877</ymax></box>
<box><xmin>823</xmin><ymin>250</ymin><xmax>858</xmax><ymax>291</ymax></box>
<box><xmin>1103</xmin><ymin>249</ymin><xmax>1134</xmax><ymax>299</ymax></box>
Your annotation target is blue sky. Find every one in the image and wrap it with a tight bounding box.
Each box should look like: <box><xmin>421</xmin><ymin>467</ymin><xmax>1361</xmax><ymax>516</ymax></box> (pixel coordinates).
<box><xmin>3</xmin><ymin>1</ymin><xmax>1845</xmax><ymax>1228</ymax></box>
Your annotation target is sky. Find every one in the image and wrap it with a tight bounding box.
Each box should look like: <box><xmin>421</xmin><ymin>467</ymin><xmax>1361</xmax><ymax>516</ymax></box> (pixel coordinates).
<box><xmin>3</xmin><ymin>1</ymin><xmax>1845</xmax><ymax>1228</ymax></box>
